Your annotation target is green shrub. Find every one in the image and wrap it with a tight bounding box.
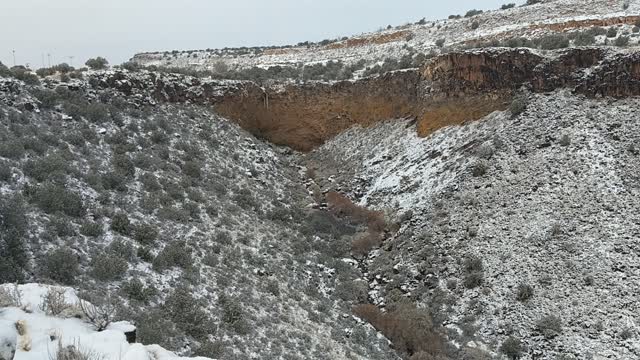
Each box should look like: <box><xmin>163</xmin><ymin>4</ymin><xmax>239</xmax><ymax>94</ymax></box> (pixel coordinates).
<box><xmin>102</xmin><ymin>171</ymin><xmax>128</xmax><ymax>191</ymax></box>
<box><xmin>615</xmin><ymin>36</ymin><xmax>630</xmax><ymax>47</ymax></box>
<box><xmin>80</xmin><ymin>221</ymin><xmax>103</xmax><ymax>237</ymax></box>
<box><xmin>91</xmin><ymin>253</ymin><xmax>128</xmax><ymax>281</ymax></box>
<box><xmin>110</xmin><ymin>213</ymin><xmax>131</xmax><ymax>235</ymax></box>
<box><xmin>24</xmin><ymin>153</ymin><xmax>68</xmax><ymax>182</ymax></box>
<box><xmin>435</xmin><ymin>38</ymin><xmax>445</xmax><ymax>48</ymax></box>
<box><xmin>0</xmin><ymin>139</ymin><xmax>25</xmax><ymax>159</ymax></box>
<box><xmin>152</xmin><ymin>240</ymin><xmax>192</xmax><ymax>271</ymax></box>
<box><xmin>112</xmin><ymin>154</ymin><xmax>135</xmax><ymax>177</ymax></box>
<box><xmin>164</xmin><ymin>285</ymin><xmax>214</xmax><ymax>339</ymax></box>
<box><xmin>133</xmin><ymin>223</ymin><xmax>159</xmax><ymax>245</ymax></box>
<box><xmin>500</xmin><ymin>336</ymin><xmax>523</xmax><ymax>359</ymax></box>
<box><xmin>607</xmin><ymin>27</ymin><xmax>618</xmax><ymax>38</ymax></box>
<box><xmin>463</xmin><ymin>255</ymin><xmax>484</xmax><ymax>288</ymax></box>
<box><xmin>536</xmin><ymin>315</ymin><xmax>562</xmax><ymax>338</ymax></box>
<box><xmin>516</xmin><ymin>284</ymin><xmax>534</xmax><ymax>301</ymax></box>
<box><xmin>538</xmin><ymin>34</ymin><xmax>569</xmax><ymax>49</ymax></box>
<box><xmin>574</xmin><ymin>32</ymin><xmax>596</xmax><ymax>46</ymax></box>
<box><xmin>464</xmin><ymin>9</ymin><xmax>483</xmax><ymax>17</ymax></box>
<box><xmin>509</xmin><ymin>95</ymin><xmax>528</xmax><ymax>117</ymax></box>
<box><xmin>31</xmin><ymin>183</ymin><xmax>86</xmax><ymax>217</ymax></box>
<box><xmin>471</xmin><ymin>21</ymin><xmax>480</xmax><ymax>30</ymax></box>
<box><xmin>500</xmin><ymin>3</ymin><xmax>516</xmax><ymax>9</ymax></box>
<box><xmin>136</xmin><ymin>309</ymin><xmax>181</xmax><ymax>349</ymax></box>
<box><xmin>0</xmin><ymin>161</ymin><xmax>12</xmax><ymax>182</ymax></box>
<box><xmin>43</xmin><ymin>247</ymin><xmax>79</xmax><ymax>285</ymax></box>
<box><xmin>0</xmin><ymin>195</ymin><xmax>28</xmax><ymax>282</ymax></box>
<box><xmin>48</xmin><ymin>216</ymin><xmax>76</xmax><ymax>237</ymax></box>
<box><xmin>182</xmin><ymin>161</ymin><xmax>202</xmax><ymax>178</ymax></box>
<box><xmin>85</xmin><ymin>57</ymin><xmax>109</xmax><ymax>70</ymax></box>
<box><xmin>122</xmin><ymin>279</ymin><xmax>156</xmax><ymax>303</ymax></box>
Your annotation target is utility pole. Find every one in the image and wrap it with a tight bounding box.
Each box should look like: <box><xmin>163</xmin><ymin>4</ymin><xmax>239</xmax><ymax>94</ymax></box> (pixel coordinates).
<box><xmin>42</xmin><ymin>53</ymin><xmax>45</xmax><ymax>68</ymax></box>
<box><xmin>12</xmin><ymin>50</ymin><xmax>16</xmax><ymax>66</ymax></box>
<box><xmin>47</xmin><ymin>53</ymin><xmax>51</xmax><ymax>67</ymax></box>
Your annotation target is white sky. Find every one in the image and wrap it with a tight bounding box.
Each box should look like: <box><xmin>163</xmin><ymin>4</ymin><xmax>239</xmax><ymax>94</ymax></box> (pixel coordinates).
<box><xmin>0</xmin><ymin>0</ymin><xmax>521</xmax><ymax>68</ymax></box>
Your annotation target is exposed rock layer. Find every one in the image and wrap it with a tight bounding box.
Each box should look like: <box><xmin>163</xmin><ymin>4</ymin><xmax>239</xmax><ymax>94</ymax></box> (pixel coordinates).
<box><xmin>90</xmin><ymin>48</ymin><xmax>640</xmax><ymax>151</ymax></box>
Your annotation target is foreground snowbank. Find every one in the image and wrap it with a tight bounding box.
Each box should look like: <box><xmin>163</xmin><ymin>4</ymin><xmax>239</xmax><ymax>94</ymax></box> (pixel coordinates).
<box><xmin>0</xmin><ymin>284</ymin><xmax>212</xmax><ymax>360</ymax></box>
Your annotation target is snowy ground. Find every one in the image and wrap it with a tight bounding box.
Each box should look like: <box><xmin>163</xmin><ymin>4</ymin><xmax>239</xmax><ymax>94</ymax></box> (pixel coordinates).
<box><xmin>132</xmin><ymin>0</ymin><xmax>640</xmax><ymax>72</ymax></box>
<box><xmin>0</xmin><ymin>284</ymin><xmax>212</xmax><ymax>360</ymax></box>
<box><xmin>308</xmin><ymin>90</ymin><xmax>640</xmax><ymax>359</ymax></box>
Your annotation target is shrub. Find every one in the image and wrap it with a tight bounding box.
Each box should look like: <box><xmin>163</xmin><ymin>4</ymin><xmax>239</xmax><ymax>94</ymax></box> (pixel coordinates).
<box><xmin>110</xmin><ymin>213</ymin><xmax>131</xmax><ymax>235</ymax></box>
<box><xmin>165</xmin><ymin>285</ymin><xmax>214</xmax><ymax>339</ymax></box>
<box><xmin>0</xmin><ymin>195</ymin><xmax>28</xmax><ymax>282</ymax></box>
<box><xmin>136</xmin><ymin>309</ymin><xmax>181</xmax><ymax>349</ymax></box>
<box><xmin>0</xmin><ymin>139</ymin><xmax>25</xmax><ymax>159</ymax></box>
<box><xmin>464</xmin><ymin>9</ymin><xmax>483</xmax><ymax>17</ymax></box>
<box><xmin>31</xmin><ymin>183</ymin><xmax>86</xmax><ymax>217</ymax></box>
<box><xmin>607</xmin><ymin>27</ymin><xmax>618</xmax><ymax>38</ymax></box>
<box><xmin>0</xmin><ymin>161</ymin><xmax>12</xmax><ymax>182</ymax></box>
<box><xmin>471</xmin><ymin>21</ymin><xmax>480</xmax><ymax>30</ymax></box>
<box><xmin>122</xmin><ymin>279</ymin><xmax>156</xmax><ymax>303</ymax></box>
<box><xmin>182</xmin><ymin>161</ymin><xmax>202</xmax><ymax>178</ymax></box>
<box><xmin>102</xmin><ymin>171</ymin><xmax>128</xmax><ymax>191</ymax></box>
<box><xmin>91</xmin><ymin>253</ymin><xmax>128</xmax><ymax>281</ymax></box>
<box><xmin>326</xmin><ymin>191</ymin><xmax>386</xmax><ymax>232</ymax></box>
<box><xmin>40</xmin><ymin>288</ymin><xmax>70</xmax><ymax>316</ymax></box>
<box><xmin>501</xmin><ymin>3</ymin><xmax>516</xmax><ymax>9</ymax></box>
<box><xmin>43</xmin><ymin>247</ymin><xmax>79</xmax><ymax>285</ymax></box>
<box><xmin>435</xmin><ymin>38</ymin><xmax>446</xmax><ymax>47</ymax></box>
<box><xmin>353</xmin><ymin>303</ymin><xmax>444</xmax><ymax>357</ymax></box>
<box><xmin>536</xmin><ymin>315</ymin><xmax>562</xmax><ymax>338</ymax></box>
<box><xmin>85</xmin><ymin>57</ymin><xmax>109</xmax><ymax>70</ymax></box>
<box><xmin>516</xmin><ymin>284</ymin><xmax>534</xmax><ymax>301</ymax></box>
<box><xmin>48</xmin><ymin>216</ymin><xmax>76</xmax><ymax>237</ymax></box>
<box><xmin>574</xmin><ymin>31</ymin><xmax>596</xmax><ymax>46</ymax></box>
<box><xmin>133</xmin><ymin>223</ymin><xmax>159</xmax><ymax>245</ymax></box>
<box><xmin>152</xmin><ymin>240</ymin><xmax>192</xmax><ymax>271</ymax></box>
<box><xmin>509</xmin><ymin>95</ymin><xmax>528</xmax><ymax>117</ymax></box>
<box><xmin>80</xmin><ymin>221</ymin><xmax>103</xmax><ymax>237</ymax></box>
<box><xmin>112</xmin><ymin>154</ymin><xmax>135</xmax><ymax>177</ymax></box>
<box><xmin>463</xmin><ymin>255</ymin><xmax>484</xmax><ymax>288</ymax></box>
<box><xmin>539</xmin><ymin>34</ymin><xmax>569</xmax><ymax>49</ymax></box>
<box><xmin>526</xmin><ymin>0</ymin><xmax>542</xmax><ymax>4</ymax></box>
<box><xmin>615</xmin><ymin>36</ymin><xmax>630</xmax><ymax>47</ymax></box>
<box><xmin>470</xmin><ymin>161</ymin><xmax>488</xmax><ymax>177</ymax></box>
<box><xmin>500</xmin><ymin>336</ymin><xmax>524</xmax><ymax>359</ymax></box>
<box><xmin>24</xmin><ymin>153</ymin><xmax>68</xmax><ymax>182</ymax></box>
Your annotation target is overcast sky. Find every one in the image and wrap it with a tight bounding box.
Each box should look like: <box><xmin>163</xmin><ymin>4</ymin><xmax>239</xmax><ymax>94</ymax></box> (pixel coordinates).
<box><xmin>1</xmin><ymin>0</ymin><xmax>520</xmax><ymax>69</ymax></box>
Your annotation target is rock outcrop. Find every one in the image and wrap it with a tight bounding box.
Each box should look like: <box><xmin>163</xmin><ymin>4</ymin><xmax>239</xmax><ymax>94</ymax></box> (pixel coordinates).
<box><xmin>82</xmin><ymin>48</ymin><xmax>640</xmax><ymax>151</ymax></box>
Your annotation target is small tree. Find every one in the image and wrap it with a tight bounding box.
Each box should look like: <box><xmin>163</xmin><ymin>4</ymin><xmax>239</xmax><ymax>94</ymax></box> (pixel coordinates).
<box><xmin>85</xmin><ymin>57</ymin><xmax>109</xmax><ymax>70</ymax></box>
<box><xmin>435</xmin><ymin>38</ymin><xmax>446</xmax><ymax>48</ymax></box>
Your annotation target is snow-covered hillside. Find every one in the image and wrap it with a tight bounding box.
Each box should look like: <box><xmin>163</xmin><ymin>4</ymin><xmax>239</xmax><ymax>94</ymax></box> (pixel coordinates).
<box><xmin>131</xmin><ymin>0</ymin><xmax>640</xmax><ymax>74</ymax></box>
<box><xmin>0</xmin><ymin>284</ymin><xmax>211</xmax><ymax>360</ymax></box>
<box><xmin>308</xmin><ymin>90</ymin><xmax>640</xmax><ymax>359</ymax></box>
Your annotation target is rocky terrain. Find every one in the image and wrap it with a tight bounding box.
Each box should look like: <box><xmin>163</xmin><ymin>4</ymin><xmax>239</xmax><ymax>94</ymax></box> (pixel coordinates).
<box><xmin>131</xmin><ymin>0</ymin><xmax>640</xmax><ymax>77</ymax></box>
<box><xmin>2</xmin><ymin>0</ymin><xmax>640</xmax><ymax>359</ymax></box>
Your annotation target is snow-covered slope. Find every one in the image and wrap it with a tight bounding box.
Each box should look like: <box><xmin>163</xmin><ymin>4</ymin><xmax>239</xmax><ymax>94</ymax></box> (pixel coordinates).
<box><xmin>308</xmin><ymin>90</ymin><xmax>640</xmax><ymax>359</ymax></box>
<box><xmin>0</xmin><ymin>284</ymin><xmax>212</xmax><ymax>360</ymax></box>
<box><xmin>132</xmin><ymin>0</ymin><xmax>640</xmax><ymax>73</ymax></box>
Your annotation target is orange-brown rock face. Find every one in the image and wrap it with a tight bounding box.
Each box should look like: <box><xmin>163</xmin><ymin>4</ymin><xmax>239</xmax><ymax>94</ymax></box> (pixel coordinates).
<box><xmin>100</xmin><ymin>48</ymin><xmax>640</xmax><ymax>151</ymax></box>
<box><xmin>215</xmin><ymin>72</ymin><xmax>421</xmax><ymax>151</ymax></box>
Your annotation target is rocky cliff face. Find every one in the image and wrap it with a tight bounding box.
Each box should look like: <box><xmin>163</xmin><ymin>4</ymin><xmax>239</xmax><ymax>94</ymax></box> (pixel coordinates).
<box><xmin>213</xmin><ymin>48</ymin><xmax>640</xmax><ymax>150</ymax></box>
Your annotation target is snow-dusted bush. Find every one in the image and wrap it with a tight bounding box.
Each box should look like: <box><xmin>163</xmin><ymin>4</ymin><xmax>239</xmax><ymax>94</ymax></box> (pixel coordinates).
<box><xmin>39</xmin><ymin>288</ymin><xmax>70</xmax><ymax>316</ymax></box>
<box><xmin>538</xmin><ymin>33</ymin><xmax>569</xmax><ymax>49</ymax></box>
<box><xmin>110</xmin><ymin>213</ymin><xmax>132</xmax><ymax>235</ymax></box>
<box><xmin>29</xmin><ymin>183</ymin><xmax>86</xmax><ymax>218</ymax></box>
<box><xmin>463</xmin><ymin>255</ymin><xmax>484</xmax><ymax>289</ymax></box>
<box><xmin>509</xmin><ymin>95</ymin><xmax>528</xmax><ymax>117</ymax></box>
<box><xmin>500</xmin><ymin>336</ymin><xmax>523</xmax><ymax>359</ymax></box>
<box><xmin>43</xmin><ymin>247</ymin><xmax>80</xmax><ymax>285</ymax></box>
<box><xmin>0</xmin><ymin>195</ymin><xmax>28</xmax><ymax>283</ymax></box>
<box><xmin>90</xmin><ymin>253</ymin><xmax>128</xmax><ymax>281</ymax></box>
<box><xmin>536</xmin><ymin>315</ymin><xmax>563</xmax><ymax>339</ymax></box>
<box><xmin>152</xmin><ymin>240</ymin><xmax>193</xmax><ymax>271</ymax></box>
<box><xmin>84</xmin><ymin>57</ymin><xmax>109</xmax><ymax>70</ymax></box>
